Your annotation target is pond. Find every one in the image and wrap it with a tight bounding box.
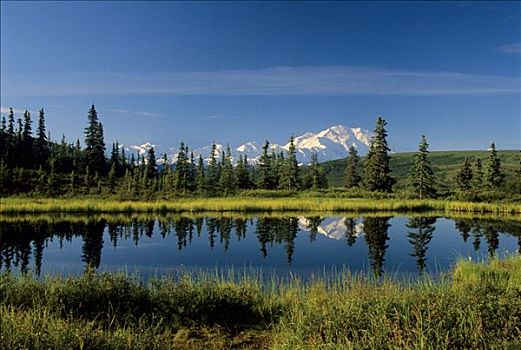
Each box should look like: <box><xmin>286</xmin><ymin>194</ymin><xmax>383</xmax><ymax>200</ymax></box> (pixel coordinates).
<box><xmin>1</xmin><ymin>214</ymin><xmax>520</xmax><ymax>279</ymax></box>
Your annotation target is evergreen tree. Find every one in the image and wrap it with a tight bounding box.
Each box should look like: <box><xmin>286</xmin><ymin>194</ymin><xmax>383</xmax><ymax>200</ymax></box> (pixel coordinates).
<box><xmin>304</xmin><ymin>152</ymin><xmax>327</xmax><ymax>190</ymax></box>
<box><xmin>84</xmin><ymin>105</ymin><xmax>106</xmax><ymax>175</ymax></box>
<box><xmin>279</xmin><ymin>136</ymin><xmax>299</xmax><ymax>190</ymax></box>
<box><xmin>47</xmin><ymin>160</ymin><xmax>59</xmax><ymax>196</ymax></box>
<box><xmin>364</xmin><ymin>117</ymin><xmax>394</xmax><ymax>192</ymax></box>
<box><xmin>219</xmin><ymin>145</ymin><xmax>236</xmax><ymax>195</ymax></box>
<box><xmin>70</xmin><ymin>170</ymin><xmax>78</xmax><ymax>193</ymax></box>
<box><xmin>409</xmin><ymin>135</ymin><xmax>436</xmax><ymax>199</ymax></box>
<box><xmin>195</xmin><ymin>155</ymin><xmax>206</xmax><ymax>195</ymax></box>
<box><xmin>456</xmin><ymin>158</ymin><xmax>473</xmax><ymax>191</ymax></box>
<box><xmin>257</xmin><ymin>140</ymin><xmax>274</xmax><ymax>189</ymax></box>
<box><xmin>145</xmin><ymin>147</ymin><xmax>157</xmax><ymax>178</ymax></box>
<box><xmin>34</xmin><ymin>109</ymin><xmax>47</xmax><ymax>165</ymax></box>
<box><xmin>174</xmin><ymin>142</ymin><xmax>189</xmax><ymax>193</ymax></box>
<box><xmin>205</xmin><ymin>143</ymin><xmax>219</xmax><ymax>195</ymax></box>
<box><xmin>236</xmin><ymin>154</ymin><xmax>251</xmax><ymax>189</ymax></box>
<box><xmin>108</xmin><ymin>163</ymin><xmax>117</xmax><ymax>193</ymax></box>
<box><xmin>5</xmin><ymin>108</ymin><xmax>15</xmax><ymax>166</ymax></box>
<box><xmin>473</xmin><ymin>158</ymin><xmax>484</xmax><ymax>191</ymax></box>
<box><xmin>84</xmin><ymin>165</ymin><xmax>93</xmax><ymax>193</ymax></box>
<box><xmin>344</xmin><ymin>146</ymin><xmax>361</xmax><ymax>189</ymax></box>
<box><xmin>485</xmin><ymin>142</ymin><xmax>504</xmax><ymax>188</ymax></box>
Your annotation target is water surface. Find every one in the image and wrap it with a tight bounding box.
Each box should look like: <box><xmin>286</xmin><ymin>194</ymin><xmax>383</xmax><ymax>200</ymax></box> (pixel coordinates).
<box><xmin>1</xmin><ymin>214</ymin><xmax>519</xmax><ymax>279</ymax></box>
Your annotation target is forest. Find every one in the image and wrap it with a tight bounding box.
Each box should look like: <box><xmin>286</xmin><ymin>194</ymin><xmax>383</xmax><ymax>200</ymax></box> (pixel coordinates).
<box><xmin>0</xmin><ymin>105</ymin><xmax>520</xmax><ymax>200</ymax></box>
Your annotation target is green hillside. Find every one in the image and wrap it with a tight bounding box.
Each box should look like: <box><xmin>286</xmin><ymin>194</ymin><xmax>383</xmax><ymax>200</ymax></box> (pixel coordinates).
<box><xmin>322</xmin><ymin>150</ymin><xmax>520</xmax><ymax>190</ymax></box>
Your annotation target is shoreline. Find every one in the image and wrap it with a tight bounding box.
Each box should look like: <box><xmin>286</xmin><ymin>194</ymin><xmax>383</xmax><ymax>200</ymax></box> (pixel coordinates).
<box><xmin>1</xmin><ymin>197</ymin><xmax>521</xmax><ymax>214</ymax></box>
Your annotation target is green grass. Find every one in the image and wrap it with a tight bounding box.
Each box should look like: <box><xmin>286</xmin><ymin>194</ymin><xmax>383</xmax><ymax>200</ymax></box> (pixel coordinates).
<box><xmin>1</xmin><ymin>197</ymin><xmax>521</xmax><ymax>214</ymax></box>
<box><xmin>322</xmin><ymin>149</ymin><xmax>520</xmax><ymax>189</ymax></box>
<box><xmin>1</xmin><ymin>256</ymin><xmax>521</xmax><ymax>349</ymax></box>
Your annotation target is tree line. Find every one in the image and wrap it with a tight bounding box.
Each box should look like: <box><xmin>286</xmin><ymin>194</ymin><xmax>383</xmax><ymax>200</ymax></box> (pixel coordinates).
<box><xmin>0</xmin><ymin>105</ymin><xmax>327</xmax><ymax>197</ymax></box>
<box><xmin>343</xmin><ymin>117</ymin><xmax>521</xmax><ymax>199</ymax></box>
<box><xmin>1</xmin><ymin>105</ymin><xmax>519</xmax><ymax>199</ymax></box>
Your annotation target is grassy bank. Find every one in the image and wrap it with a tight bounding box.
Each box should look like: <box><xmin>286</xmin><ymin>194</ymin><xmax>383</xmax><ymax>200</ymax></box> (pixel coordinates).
<box><xmin>2</xmin><ymin>197</ymin><xmax>521</xmax><ymax>214</ymax></box>
<box><xmin>1</xmin><ymin>256</ymin><xmax>521</xmax><ymax>349</ymax></box>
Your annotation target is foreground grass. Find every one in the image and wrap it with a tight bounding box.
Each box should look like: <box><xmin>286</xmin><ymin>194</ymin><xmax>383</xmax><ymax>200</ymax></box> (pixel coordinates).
<box><xmin>1</xmin><ymin>197</ymin><xmax>521</xmax><ymax>214</ymax></box>
<box><xmin>1</xmin><ymin>256</ymin><xmax>521</xmax><ymax>349</ymax></box>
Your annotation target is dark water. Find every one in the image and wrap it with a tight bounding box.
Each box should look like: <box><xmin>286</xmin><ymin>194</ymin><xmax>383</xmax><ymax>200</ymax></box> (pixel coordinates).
<box><xmin>1</xmin><ymin>215</ymin><xmax>520</xmax><ymax>279</ymax></box>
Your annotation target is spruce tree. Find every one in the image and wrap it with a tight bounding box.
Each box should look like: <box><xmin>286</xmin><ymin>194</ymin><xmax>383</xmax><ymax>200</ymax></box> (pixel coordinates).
<box><xmin>456</xmin><ymin>158</ymin><xmax>473</xmax><ymax>191</ymax></box>
<box><xmin>219</xmin><ymin>145</ymin><xmax>236</xmax><ymax>195</ymax></box>
<box><xmin>195</xmin><ymin>155</ymin><xmax>206</xmax><ymax>195</ymax></box>
<box><xmin>364</xmin><ymin>117</ymin><xmax>394</xmax><ymax>192</ymax></box>
<box><xmin>409</xmin><ymin>135</ymin><xmax>436</xmax><ymax>199</ymax></box>
<box><xmin>257</xmin><ymin>140</ymin><xmax>273</xmax><ymax>189</ymax></box>
<box><xmin>145</xmin><ymin>147</ymin><xmax>157</xmax><ymax>178</ymax></box>
<box><xmin>174</xmin><ymin>142</ymin><xmax>189</xmax><ymax>193</ymax></box>
<box><xmin>84</xmin><ymin>105</ymin><xmax>106</xmax><ymax>175</ymax></box>
<box><xmin>108</xmin><ymin>163</ymin><xmax>117</xmax><ymax>193</ymax></box>
<box><xmin>473</xmin><ymin>158</ymin><xmax>484</xmax><ymax>191</ymax></box>
<box><xmin>205</xmin><ymin>143</ymin><xmax>219</xmax><ymax>195</ymax></box>
<box><xmin>236</xmin><ymin>154</ymin><xmax>251</xmax><ymax>189</ymax></box>
<box><xmin>305</xmin><ymin>152</ymin><xmax>326</xmax><ymax>190</ymax></box>
<box><xmin>485</xmin><ymin>142</ymin><xmax>504</xmax><ymax>188</ymax></box>
<box><xmin>279</xmin><ymin>136</ymin><xmax>299</xmax><ymax>191</ymax></box>
<box><xmin>344</xmin><ymin>146</ymin><xmax>361</xmax><ymax>189</ymax></box>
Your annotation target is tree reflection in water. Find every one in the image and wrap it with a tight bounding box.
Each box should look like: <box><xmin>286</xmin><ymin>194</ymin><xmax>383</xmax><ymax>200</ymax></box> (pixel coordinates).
<box><xmin>0</xmin><ymin>215</ymin><xmax>519</xmax><ymax>276</ymax></box>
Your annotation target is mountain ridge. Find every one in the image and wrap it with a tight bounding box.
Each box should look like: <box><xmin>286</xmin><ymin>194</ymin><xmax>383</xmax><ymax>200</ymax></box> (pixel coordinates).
<box><xmin>127</xmin><ymin>124</ymin><xmax>372</xmax><ymax>164</ymax></box>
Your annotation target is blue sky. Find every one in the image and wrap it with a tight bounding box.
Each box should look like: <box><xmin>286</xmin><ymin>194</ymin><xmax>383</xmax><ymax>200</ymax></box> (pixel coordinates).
<box><xmin>1</xmin><ymin>1</ymin><xmax>520</xmax><ymax>152</ymax></box>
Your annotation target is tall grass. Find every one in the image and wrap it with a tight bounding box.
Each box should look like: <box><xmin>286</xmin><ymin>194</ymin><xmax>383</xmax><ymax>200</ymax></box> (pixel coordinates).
<box><xmin>1</xmin><ymin>256</ymin><xmax>520</xmax><ymax>349</ymax></box>
<box><xmin>1</xmin><ymin>197</ymin><xmax>520</xmax><ymax>214</ymax></box>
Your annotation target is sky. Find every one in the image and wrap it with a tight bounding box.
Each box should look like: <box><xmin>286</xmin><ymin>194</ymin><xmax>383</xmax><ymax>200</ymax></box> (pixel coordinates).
<box><xmin>1</xmin><ymin>1</ymin><xmax>520</xmax><ymax>153</ymax></box>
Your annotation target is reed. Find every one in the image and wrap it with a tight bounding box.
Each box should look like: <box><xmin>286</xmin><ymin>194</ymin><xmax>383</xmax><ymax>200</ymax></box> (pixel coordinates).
<box><xmin>1</xmin><ymin>256</ymin><xmax>520</xmax><ymax>349</ymax></box>
<box><xmin>1</xmin><ymin>197</ymin><xmax>520</xmax><ymax>214</ymax></box>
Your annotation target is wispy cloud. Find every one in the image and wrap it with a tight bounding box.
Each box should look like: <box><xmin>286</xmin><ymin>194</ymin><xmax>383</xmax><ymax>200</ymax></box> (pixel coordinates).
<box><xmin>495</xmin><ymin>42</ymin><xmax>521</xmax><ymax>55</ymax></box>
<box><xmin>1</xmin><ymin>107</ymin><xmax>32</xmax><ymax>114</ymax></box>
<box><xmin>101</xmin><ymin>108</ymin><xmax>163</xmax><ymax>118</ymax></box>
<box><xmin>2</xmin><ymin>66</ymin><xmax>520</xmax><ymax>98</ymax></box>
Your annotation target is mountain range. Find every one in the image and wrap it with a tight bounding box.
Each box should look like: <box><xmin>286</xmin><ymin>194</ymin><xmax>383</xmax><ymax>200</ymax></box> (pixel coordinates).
<box><xmin>127</xmin><ymin>124</ymin><xmax>372</xmax><ymax>164</ymax></box>
<box><xmin>298</xmin><ymin>217</ymin><xmax>364</xmax><ymax>240</ymax></box>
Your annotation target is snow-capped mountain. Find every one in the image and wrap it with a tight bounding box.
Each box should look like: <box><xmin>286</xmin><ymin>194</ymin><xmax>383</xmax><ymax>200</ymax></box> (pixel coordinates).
<box><xmin>298</xmin><ymin>216</ymin><xmax>364</xmax><ymax>240</ymax></box>
<box><xmin>127</xmin><ymin>124</ymin><xmax>371</xmax><ymax>165</ymax></box>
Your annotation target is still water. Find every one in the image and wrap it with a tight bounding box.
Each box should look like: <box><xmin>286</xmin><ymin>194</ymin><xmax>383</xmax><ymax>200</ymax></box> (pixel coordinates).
<box><xmin>1</xmin><ymin>214</ymin><xmax>520</xmax><ymax>279</ymax></box>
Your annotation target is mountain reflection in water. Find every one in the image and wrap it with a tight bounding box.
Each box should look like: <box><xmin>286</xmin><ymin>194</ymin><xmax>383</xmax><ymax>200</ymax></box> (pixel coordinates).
<box><xmin>0</xmin><ymin>215</ymin><xmax>519</xmax><ymax>278</ymax></box>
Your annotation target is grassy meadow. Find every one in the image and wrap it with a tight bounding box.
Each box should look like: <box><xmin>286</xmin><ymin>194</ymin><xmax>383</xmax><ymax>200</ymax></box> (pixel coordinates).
<box><xmin>1</xmin><ymin>196</ymin><xmax>521</xmax><ymax>215</ymax></box>
<box><xmin>323</xmin><ymin>149</ymin><xmax>520</xmax><ymax>189</ymax></box>
<box><xmin>1</xmin><ymin>255</ymin><xmax>520</xmax><ymax>349</ymax></box>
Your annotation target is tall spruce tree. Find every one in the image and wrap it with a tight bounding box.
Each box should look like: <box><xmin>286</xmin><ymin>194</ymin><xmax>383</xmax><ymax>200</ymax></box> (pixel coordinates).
<box><xmin>219</xmin><ymin>145</ymin><xmax>236</xmax><ymax>195</ymax></box>
<box><xmin>409</xmin><ymin>135</ymin><xmax>436</xmax><ymax>199</ymax></box>
<box><xmin>145</xmin><ymin>147</ymin><xmax>157</xmax><ymax>178</ymax></box>
<box><xmin>205</xmin><ymin>143</ymin><xmax>219</xmax><ymax>195</ymax></box>
<box><xmin>34</xmin><ymin>109</ymin><xmax>48</xmax><ymax>167</ymax></box>
<box><xmin>456</xmin><ymin>158</ymin><xmax>473</xmax><ymax>191</ymax></box>
<box><xmin>174</xmin><ymin>142</ymin><xmax>189</xmax><ymax>193</ymax></box>
<box><xmin>473</xmin><ymin>158</ymin><xmax>484</xmax><ymax>191</ymax></box>
<box><xmin>304</xmin><ymin>152</ymin><xmax>327</xmax><ymax>190</ymax></box>
<box><xmin>257</xmin><ymin>140</ymin><xmax>274</xmax><ymax>189</ymax></box>
<box><xmin>279</xmin><ymin>136</ymin><xmax>299</xmax><ymax>191</ymax></box>
<box><xmin>344</xmin><ymin>146</ymin><xmax>361</xmax><ymax>189</ymax></box>
<box><xmin>364</xmin><ymin>117</ymin><xmax>394</xmax><ymax>192</ymax></box>
<box><xmin>195</xmin><ymin>155</ymin><xmax>206</xmax><ymax>195</ymax></box>
<box><xmin>236</xmin><ymin>154</ymin><xmax>251</xmax><ymax>189</ymax></box>
<box><xmin>485</xmin><ymin>142</ymin><xmax>504</xmax><ymax>188</ymax></box>
<box><xmin>84</xmin><ymin>105</ymin><xmax>106</xmax><ymax>175</ymax></box>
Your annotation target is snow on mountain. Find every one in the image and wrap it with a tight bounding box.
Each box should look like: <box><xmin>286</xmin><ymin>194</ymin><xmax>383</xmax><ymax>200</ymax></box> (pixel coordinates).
<box><xmin>129</xmin><ymin>142</ymin><xmax>155</xmax><ymax>155</ymax></box>
<box><xmin>128</xmin><ymin>124</ymin><xmax>371</xmax><ymax>165</ymax></box>
<box><xmin>280</xmin><ymin>124</ymin><xmax>371</xmax><ymax>163</ymax></box>
<box><xmin>298</xmin><ymin>216</ymin><xmax>364</xmax><ymax>240</ymax></box>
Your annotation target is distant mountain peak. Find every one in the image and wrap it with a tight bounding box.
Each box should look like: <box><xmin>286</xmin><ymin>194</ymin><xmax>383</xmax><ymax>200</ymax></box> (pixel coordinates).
<box><xmin>129</xmin><ymin>123</ymin><xmax>371</xmax><ymax>165</ymax></box>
